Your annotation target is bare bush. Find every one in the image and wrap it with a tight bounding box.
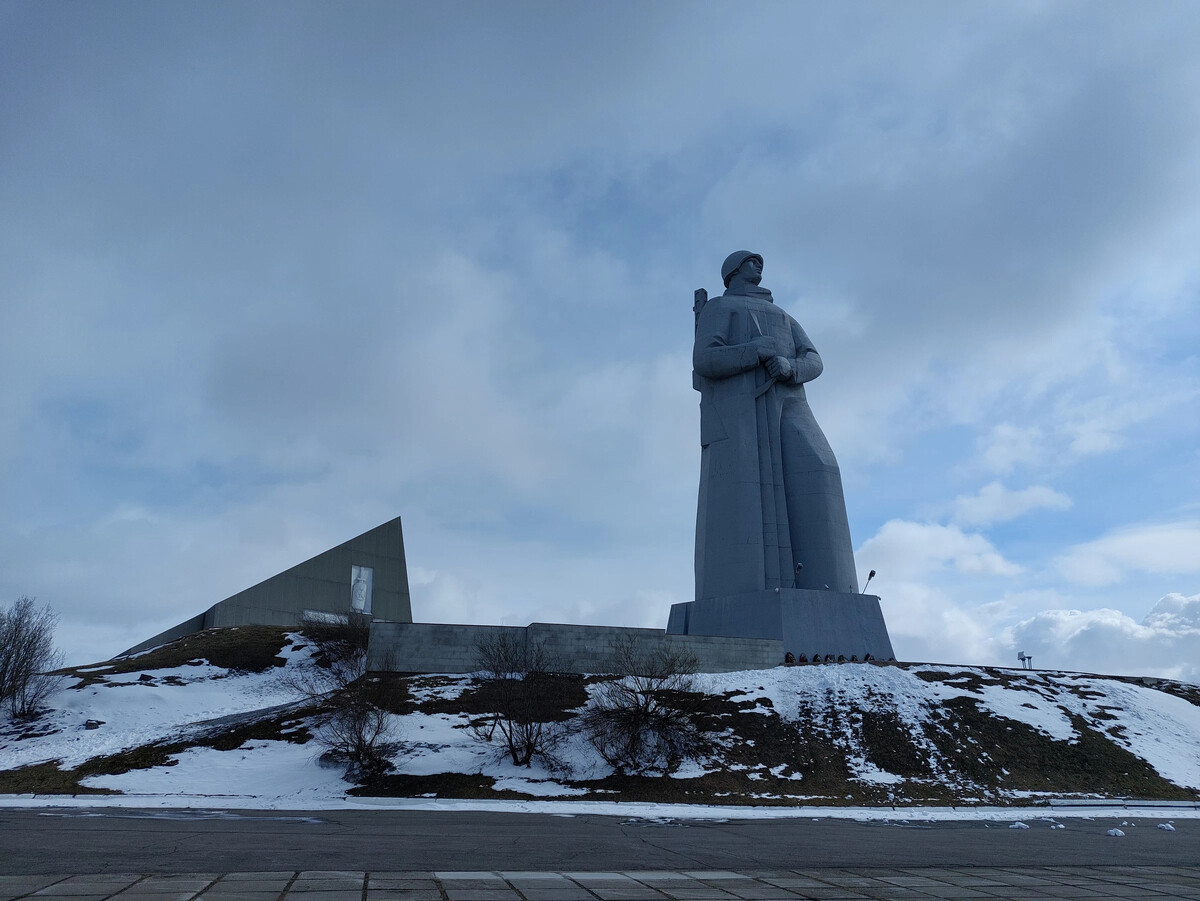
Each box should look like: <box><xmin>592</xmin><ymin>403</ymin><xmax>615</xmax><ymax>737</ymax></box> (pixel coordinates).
<box><xmin>0</xmin><ymin>596</ymin><xmax>64</xmax><ymax>720</ymax></box>
<box><xmin>469</xmin><ymin>631</ymin><xmax>561</xmax><ymax>767</ymax></box>
<box><xmin>292</xmin><ymin>610</ymin><xmax>373</xmax><ymax>691</ymax></box>
<box><xmin>581</xmin><ymin>636</ymin><xmax>712</xmax><ymax>775</ymax></box>
<box><xmin>318</xmin><ymin>674</ymin><xmax>401</xmax><ymax>781</ymax></box>
<box><xmin>284</xmin><ymin>610</ymin><xmax>399</xmax><ymax>780</ymax></box>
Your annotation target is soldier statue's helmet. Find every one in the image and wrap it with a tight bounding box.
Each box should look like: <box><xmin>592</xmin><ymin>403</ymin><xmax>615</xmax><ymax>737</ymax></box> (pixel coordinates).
<box><xmin>721</xmin><ymin>250</ymin><xmax>763</xmax><ymax>287</ymax></box>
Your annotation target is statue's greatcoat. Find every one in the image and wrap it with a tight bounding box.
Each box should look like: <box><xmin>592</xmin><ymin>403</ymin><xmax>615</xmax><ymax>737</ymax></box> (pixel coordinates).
<box><xmin>693</xmin><ymin>287</ymin><xmax>859</xmax><ymax>600</ymax></box>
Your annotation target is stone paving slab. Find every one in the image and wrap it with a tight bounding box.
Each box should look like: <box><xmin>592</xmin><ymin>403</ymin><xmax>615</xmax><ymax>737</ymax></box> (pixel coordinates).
<box><xmin>3</xmin><ymin>869</ymin><xmax>1200</xmax><ymax>901</ymax></box>
<box><xmin>202</xmin><ymin>884</ymin><xmax>292</xmax><ymax>894</ymax></box>
<box><xmin>28</xmin><ymin>887</ymin><xmax>113</xmax><ymax>897</ymax></box>
<box><xmin>291</xmin><ymin>877</ymin><xmax>364</xmax><ymax>890</ymax></box>
<box><xmin>369</xmin><ymin>883</ymin><xmax>441</xmax><ymax>892</ymax></box>
<box><xmin>0</xmin><ymin>884</ymin><xmax>55</xmax><ymax>899</ymax></box>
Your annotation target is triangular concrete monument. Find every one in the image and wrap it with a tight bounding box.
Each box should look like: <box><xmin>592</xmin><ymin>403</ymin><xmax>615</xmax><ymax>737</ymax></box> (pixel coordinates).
<box><xmin>123</xmin><ymin>516</ymin><xmax>412</xmax><ymax>655</ymax></box>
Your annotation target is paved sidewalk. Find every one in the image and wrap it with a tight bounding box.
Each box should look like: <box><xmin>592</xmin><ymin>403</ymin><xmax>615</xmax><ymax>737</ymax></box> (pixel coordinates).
<box><xmin>2</xmin><ymin>869</ymin><xmax>1199</xmax><ymax>901</ymax></box>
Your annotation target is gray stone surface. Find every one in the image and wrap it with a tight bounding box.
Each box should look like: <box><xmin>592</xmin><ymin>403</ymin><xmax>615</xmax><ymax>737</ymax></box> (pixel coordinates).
<box><xmin>693</xmin><ymin>252</ymin><xmax>860</xmax><ymax>600</ymax></box>
<box><xmin>367</xmin><ymin>621</ymin><xmax>783</xmax><ymax>674</ymax></box>
<box><xmin>3</xmin><ymin>809</ymin><xmax>1198</xmax><ymax>875</ymax></box>
<box><xmin>667</xmin><ymin>589</ymin><xmax>895</xmax><ymax>662</ymax></box>
<box><xmin>123</xmin><ymin>516</ymin><xmax>412</xmax><ymax>655</ymax></box>
<box><xmin>5</xmin><ymin>869</ymin><xmax>1200</xmax><ymax>901</ymax></box>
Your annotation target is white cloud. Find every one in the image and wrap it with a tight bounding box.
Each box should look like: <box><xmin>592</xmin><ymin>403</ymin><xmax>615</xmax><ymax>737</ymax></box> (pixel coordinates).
<box><xmin>1005</xmin><ymin>593</ymin><xmax>1200</xmax><ymax>681</ymax></box>
<box><xmin>857</xmin><ymin>519</ymin><xmax>1022</xmax><ymax>581</ymax></box>
<box><xmin>881</xmin><ymin>582</ymin><xmax>1011</xmax><ymax>666</ymax></box>
<box><xmin>406</xmin><ymin>567</ymin><xmax>486</xmax><ymax>627</ymax></box>
<box><xmin>977</xmin><ymin>424</ymin><xmax>1044</xmax><ymax>475</ymax></box>
<box><xmin>1055</xmin><ymin>521</ymin><xmax>1200</xmax><ymax>586</ymax></box>
<box><xmin>953</xmin><ymin>481</ymin><xmax>1072</xmax><ymax>527</ymax></box>
<box><xmin>1144</xmin><ymin>591</ymin><xmax>1200</xmax><ymax>630</ymax></box>
<box><xmin>1058</xmin><ymin>394</ymin><xmax>1175</xmax><ymax>457</ymax></box>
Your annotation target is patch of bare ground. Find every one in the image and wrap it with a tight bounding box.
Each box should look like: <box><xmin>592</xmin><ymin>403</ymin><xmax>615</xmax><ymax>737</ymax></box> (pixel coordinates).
<box><xmin>913</xmin><ymin>666</ymin><xmax>1063</xmax><ymax>702</ymax></box>
<box><xmin>413</xmin><ymin>672</ymin><xmax>591</xmax><ymax>720</ymax></box>
<box><xmin>922</xmin><ymin>699</ymin><xmax>1194</xmax><ymax>800</ymax></box>
<box><xmin>59</xmin><ymin>626</ymin><xmax>293</xmax><ymax>687</ymax></box>
<box><xmin>0</xmin><ymin>760</ymin><xmax>114</xmax><ymax>795</ymax></box>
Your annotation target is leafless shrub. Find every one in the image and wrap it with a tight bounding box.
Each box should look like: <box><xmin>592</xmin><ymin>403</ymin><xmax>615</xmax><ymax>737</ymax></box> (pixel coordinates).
<box><xmin>290</xmin><ymin>610</ymin><xmax>373</xmax><ymax>692</ymax></box>
<box><xmin>581</xmin><ymin>636</ymin><xmax>712</xmax><ymax>776</ymax></box>
<box><xmin>317</xmin><ymin>673</ymin><xmax>401</xmax><ymax>781</ymax></box>
<box><xmin>284</xmin><ymin>610</ymin><xmax>399</xmax><ymax>781</ymax></box>
<box><xmin>0</xmin><ymin>596</ymin><xmax>64</xmax><ymax>720</ymax></box>
<box><xmin>469</xmin><ymin>631</ymin><xmax>562</xmax><ymax>767</ymax></box>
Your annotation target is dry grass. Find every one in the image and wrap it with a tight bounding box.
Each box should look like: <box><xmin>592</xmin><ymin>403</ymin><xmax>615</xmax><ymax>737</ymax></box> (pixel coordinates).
<box><xmin>58</xmin><ymin>626</ymin><xmax>293</xmax><ymax>687</ymax></box>
<box><xmin>0</xmin><ymin>761</ymin><xmax>113</xmax><ymax>795</ymax></box>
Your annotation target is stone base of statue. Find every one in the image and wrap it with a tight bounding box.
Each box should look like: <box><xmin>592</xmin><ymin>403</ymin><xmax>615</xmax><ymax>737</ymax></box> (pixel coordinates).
<box><xmin>666</xmin><ymin>589</ymin><xmax>895</xmax><ymax>662</ymax></box>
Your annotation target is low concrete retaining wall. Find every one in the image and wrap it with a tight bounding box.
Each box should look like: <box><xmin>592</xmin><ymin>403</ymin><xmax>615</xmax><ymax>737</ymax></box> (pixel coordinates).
<box><xmin>366</xmin><ymin>621</ymin><xmax>784</xmax><ymax>674</ymax></box>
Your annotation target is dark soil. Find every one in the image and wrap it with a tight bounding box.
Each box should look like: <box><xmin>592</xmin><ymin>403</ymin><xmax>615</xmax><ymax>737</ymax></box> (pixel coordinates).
<box><xmin>420</xmin><ymin>673</ymin><xmax>590</xmax><ymax>721</ymax></box>
<box><xmin>60</xmin><ymin>626</ymin><xmax>293</xmax><ymax>687</ymax></box>
<box><xmin>921</xmin><ymin>699</ymin><xmax>1193</xmax><ymax>800</ymax></box>
<box><xmin>0</xmin><ymin>761</ymin><xmax>114</xmax><ymax>795</ymax></box>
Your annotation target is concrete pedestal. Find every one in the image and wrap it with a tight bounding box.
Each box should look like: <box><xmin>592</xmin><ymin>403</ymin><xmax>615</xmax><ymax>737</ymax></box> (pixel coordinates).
<box><xmin>666</xmin><ymin>589</ymin><xmax>895</xmax><ymax>662</ymax></box>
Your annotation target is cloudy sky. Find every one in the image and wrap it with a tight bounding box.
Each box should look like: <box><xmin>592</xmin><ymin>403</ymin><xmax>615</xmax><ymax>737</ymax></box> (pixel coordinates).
<box><xmin>3</xmin><ymin>1</ymin><xmax>1198</xmax><ymax>679</ymax></box>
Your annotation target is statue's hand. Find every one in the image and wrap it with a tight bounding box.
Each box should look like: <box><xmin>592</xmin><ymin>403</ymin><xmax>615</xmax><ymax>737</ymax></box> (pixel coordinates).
<box><xmin>765</xmin><ymin>356</ymin><xmax>793</xmax><ymax>380</ymax></box>
<box><xmin>752</xmin><ymin>337</ymin><xmax>777</xmax><ymax>362</ymax></box>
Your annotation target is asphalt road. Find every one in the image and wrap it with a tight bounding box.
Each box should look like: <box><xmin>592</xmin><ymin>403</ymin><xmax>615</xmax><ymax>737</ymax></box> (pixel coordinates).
<box><xmin>1</xmin><ymin>808</ymin><xmax>1194</xmax><ymax>874</ymax></box>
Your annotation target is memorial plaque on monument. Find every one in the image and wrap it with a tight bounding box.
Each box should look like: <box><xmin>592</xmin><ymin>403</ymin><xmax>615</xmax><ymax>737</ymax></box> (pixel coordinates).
<box><xmin>667</xmin><ymin>252</ymin><xmax>895</xmax><ymax>662</ymax></box>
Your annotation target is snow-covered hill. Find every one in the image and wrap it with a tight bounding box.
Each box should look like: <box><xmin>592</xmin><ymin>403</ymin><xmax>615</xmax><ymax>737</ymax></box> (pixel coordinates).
<box><xmin>2</xmin><ymin>627</ymin><xmax>1199</xmax><ymax>810</ymax></box>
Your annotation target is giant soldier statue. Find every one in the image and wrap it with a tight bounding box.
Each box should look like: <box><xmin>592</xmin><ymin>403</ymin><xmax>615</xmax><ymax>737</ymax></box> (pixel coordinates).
<box><xmin>693</xmin><ymin>250</ymin><xmax>860</xmax><ymax>601</ymax></box>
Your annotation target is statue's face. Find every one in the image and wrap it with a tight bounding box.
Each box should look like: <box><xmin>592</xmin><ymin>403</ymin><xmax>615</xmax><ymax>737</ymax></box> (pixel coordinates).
<box><xmin>737</xmin><ymin>256</ymin><xmax>763</xmax><ymax>285</ymax></box>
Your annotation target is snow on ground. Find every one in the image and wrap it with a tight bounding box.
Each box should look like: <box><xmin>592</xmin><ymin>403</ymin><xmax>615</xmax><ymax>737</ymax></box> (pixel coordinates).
<box><xmin>0</xmin><ymin>640</ymin><xmax>314</xmax><ymax>770</ymax></box>
<box><xmin>3</xmin><ymin>649</ymin><xmax>1200</xmax><ymax>809</ymax></box>
<box><xmin>1053</xmin><ymin>677</ymin><xmax>1200</xmax><ymax>789</ymax></box>
<box><xmin>700</xmin><ymin>664</ymin><xmax>1200</xmax><ymax>791</ymax></box>
<box><xmin>398</xmin><ymin>711</ymin><xmax>492</xmax><ymax>777</ymax></box>
<box><xmin>971</xmin><ymin>680</ymin><xmax>1076</xmax><ymax>742</ymax></box>
<box><xmin>397</xmin><ymin>710</ymin><xmax>591</xmax><ymax>795</ymax></box>
<box><xmin>0</xmin><ymin>791</ymin><xmax>1196</xmax><ymax>822</ymax></box>
<box><xmin>81</xmin><ymin>739</ymin><xmax>348</xmax><ymax>804</ymax></box>
<box><xmin>399</xmin><ymin>693</ymin><xmax>611</xmax><ymax>790</ymax></box>
<box><xmin>405</xmin><ymin>676</ymin><xmax>475</xmax><ymax>705</ymax></box>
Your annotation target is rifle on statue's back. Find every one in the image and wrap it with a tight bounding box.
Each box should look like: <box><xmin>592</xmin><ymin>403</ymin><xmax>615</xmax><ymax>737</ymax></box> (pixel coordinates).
<box><xmin>692</xmin><ymin>288</ymin><xmax>707</xmax><ymax>391</ymax></box>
